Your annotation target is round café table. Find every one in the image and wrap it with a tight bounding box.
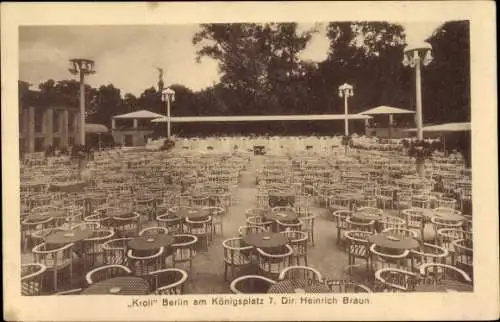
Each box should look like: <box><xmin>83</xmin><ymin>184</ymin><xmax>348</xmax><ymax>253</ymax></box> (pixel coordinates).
<box><xmin>44</xmin><ymin>229</ymin><xmax>94</xmax><ymax>245</ymax></box>
<box><xmin>49</xmin><ymin>181</ymin><xmax>87</xmax><ymax>193</ymax></box>
<box><xmin>128</xmin><ymin>234</ymin><xmax>174</xmax><ymax>252</ymax></box>
<box><xmin>242</xmin><ymin>232</ymin><xmax>288</xmax><ymax>250</ymax></box>
<box><xmin>368</xmin><ymin>232</ymin><xmax>420</xmax><ymax>251</ymax></box>
<box><xmin>269</xmin><ymin>191</ymin><xmax>295</xmax><ymax>207</ymax></box>
<box><xmin>268</xmin><ymin>280</ymin><xmax>331</xmax><ymax>294</ymax></box>
<box><xmin>351</xmin><ymin>210</ymin><xmax>383</xmax><ymax>222</ymax></box>
<box><xmin>263</xmin><ymin>210</ymin><xmax>298</xmax><ymax>222</ymax></box>
<box><xmin>418</xmin><ymin>209</ymin><xmax>465</xmax><ymax>222</ymax></box>
<box><xmin>171</xmin><ymin>207</ymin><xmax>209</xmax><ymax>219</ymax></box>
<box><xmin>414</xmin><ymin>280</ymin><xmax>473</xmax><ymax>292</ymax></box>
<box><xmin>28</xmin><ymin>209</ymin><xmax>68</xmax><ymax>221</ymax></box>
<box><xmin>82</xmin><ymin>276</ymin><xmax>150</xmax><ymax>295</ymax></box>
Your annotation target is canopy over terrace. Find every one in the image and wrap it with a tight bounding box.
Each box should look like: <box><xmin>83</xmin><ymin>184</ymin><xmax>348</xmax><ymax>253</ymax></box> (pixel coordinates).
<box><xmin>112</xmin><ymin>110</ymin><xmax>166</xmax><ymax>129</ymax></box>
<box><xmin>404</xmin><ymin>122</ymin><xmax>471</xmax><ymax>133</ymax></box>
<box><xmin>151</xmin><ymin>114</ymin><xmax>372</xmax><ymax>136</ymax></box>
<box><xmin>360</xmin><ymin>105</ymin><xmax>415</xmax><ymax>138</ymax></box>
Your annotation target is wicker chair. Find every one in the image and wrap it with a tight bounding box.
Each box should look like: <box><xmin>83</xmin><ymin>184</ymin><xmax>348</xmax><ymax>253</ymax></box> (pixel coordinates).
<box><xmin>409</xmin><ymin>243</ymin><xmax>449</xmax><ymax>272</ymax></box>
<box><xmin>370</xmin><ymin>244</ymin><xmax>410</xmax><ymax>272</ymax></box>
<box><xmin>280</xmin><ymin>230</ymin><xmax>308</xmax><ymax>266</ymax></box>
<box><xmin>103</xmin><ymin>238</ymin><xmax>133</xmax><ymax>265</ymax></box>
<box><xmin>378</xmin><ymin>216</ymin><xmax>406</xmax><ymax>231</ymax></box>
<box><xmin>21</xmin><ymin>216</ymin><xmax>55</xmax><ymax>252</ymax></box>
<box><xmin>401</xmin><ymin>209</ymin><xmax>425</xmax><ymax>241</ymax></box>
<box><xmin>185</xmin><ymin>216</ymin><xmax>212</xmax><ymax>251</ymax></box>
<box><xmin>278</xmin><ymin>265</ymin><xmax>323</xmax><ymax>282</ymax></box>
<box><xmin>344</xmin><ymin>230</ymin><xmax>373</xmax><ymax>275</ymax></box>
<box><xmin>156</xmin><ymin>212</ymin><xmax>182</xmax><ymax>235</ymax></box>
<box><xmin>375</xmin><ymin>268</ymin><xmax>420</xmax><ymax>292</ymax></box>
<box><xmin>325</xmin><ymin>280</ymin><xmax>372</xmax><ymax>293</ymax></box>
<box><xmin>149</xmin><ymin>268</ymin><xmax>188</xmax><ymax>295</ymax></box>
<box><xmin>346</xmin><ymin>217</ymin><xmax>375</xmax><ymax>233</ymax></box>
<box><xmin>419</xmin><ymin>263</ymin><xmax>472</xmax><ymax>286</ymax></box>
<box><xmin>112</xmin><ymin>212</ymin><xmax>141</xmax><ymax>238</ymax></box>
<box><xmin>299</xmin><ymin>212</ymin><xmax>317</xmax><ymax>247</ymax></box>
<box><xmin>127</xmin><ymin>248</ymin><xmax>165</xmax><ymax>277</ymax></box>
<box><xmin>206</xmin><ymin>206</ymin><xmax>225</xmax><ymax>237</ymax></box>
<box><xmin>21</xmin><ymin>263</ymin><xmax>47</xmax><ymax>296</ymax></box>
<box><xmin>85</xmin><ymin>264</ymin><xmax>132</xmax><ymax>285</ymax></box>
<box><xmin>171</xmin><ymin>234</ymin><xmax>198</xmax><ymax>276</ymax></box>
<box><xmin>331</xmin><ymin>210</ymin><xmax>351</xmax><ymax>245</ymax></box>
<box><xmin>256</xmin><ymin>244</ymin><xmax>293</xmax><ymax>280</ymax></box>
<box><xmin>238</xmin><ymin>225</ymin><xmax>266</xmax><ymax>236</ymax></box>
<box><xmin>223</xmin><ymin>237</ymin><xmax>253</xmax><ymax>281</ymax></box>
<box><xmin>382</xmin><ymin>227</ymin><xmax>418</xmax><ymax>239</ymax></box>
<box><xmin>139</xmin><ymin>227</ymin><xmax>169</xmax><ymax>236</ymax></box>
<box><xmin>452</xmin><ymin>239</ymin><xmax>473</xmax><ymax>278</ymax></box>
<box><xmin>84</xmin><ymin>212</ymin><xmax>113</xmax><ymax>230</ymax></box>
<box><xmin>32</xmin><ymin>242</ymin><xmax>74</xmax><ymax>292</ymax></box>
<box><xmin>276</xmin><ymin>219</ymin><xmax>303</xmax><ymax>232</ymax></box>
<box><xmin>246</xmin><ymin>216</ymin><xmax>273</xmax><ymax>232</ymax></box>
<box><xmin>230</xmin><ymin>275</ymin><xmax>276</xmax><ymax>294</ymax></box>
<box><xmin>82</xmin><ymin>229</ymin><xmax>115</xmax><ymax>268</ymax></box>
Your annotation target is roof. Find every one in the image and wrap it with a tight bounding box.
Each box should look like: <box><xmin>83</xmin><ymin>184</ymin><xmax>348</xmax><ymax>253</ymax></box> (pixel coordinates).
<box><xmin>360</xmin><ymin>106</ymin><xmax>415</xmax><ymax>115</ymax></box>
<box><xmin>85</xmin><ymin>123</ymin><xmax>108</xmax><ymax>133</ymax></box>
<box><xmin>151</xmin><ymin>114</ymin><xmax>372</xmax><ymax>123</ymax></box>
<box><xmin>112</xmin><ymin>110</ymin><xmax>166</xmax><ymax>119</ymax></box>
<box><xmin>404</xmin><ymin>122</ymin><xmax>471</xmax><ymax>133</ymax></box>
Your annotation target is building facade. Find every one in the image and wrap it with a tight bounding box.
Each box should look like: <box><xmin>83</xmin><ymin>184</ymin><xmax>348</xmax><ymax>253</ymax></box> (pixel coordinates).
<box><xmin>19</xmin><ymin>105</ymin><xmax>80</xmax><ymax>154</ymax></box>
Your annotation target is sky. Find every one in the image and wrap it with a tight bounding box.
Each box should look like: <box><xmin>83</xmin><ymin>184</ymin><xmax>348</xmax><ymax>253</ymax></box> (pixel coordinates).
<box><xmin>19</xmin><ymin>22</ymin><xmax>444</xmax><ymax>97</ymax></box>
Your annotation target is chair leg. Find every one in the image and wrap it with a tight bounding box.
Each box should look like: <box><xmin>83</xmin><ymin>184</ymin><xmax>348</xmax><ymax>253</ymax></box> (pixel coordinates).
<box><xmin>224</xmin><ymin>263</ymin><xmax>228</xmax><ymax>281</ymax></box>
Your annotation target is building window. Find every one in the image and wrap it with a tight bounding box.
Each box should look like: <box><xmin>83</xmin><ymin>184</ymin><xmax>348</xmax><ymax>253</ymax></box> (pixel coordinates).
<box><xmin>53</xmin><ymin>110</ymin><xmax>61</xmax><ymax>132</ymax></box>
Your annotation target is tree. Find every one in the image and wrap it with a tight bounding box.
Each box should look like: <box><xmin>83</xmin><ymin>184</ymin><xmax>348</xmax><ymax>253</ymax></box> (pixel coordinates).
<box><xmin>424</xmin><ymin>21</ymin><xmax>470</xmax><ymax>123</ymax></box>
<box><xmin>123</xmin><ymin>93</ymin><xmax>138</xmax><ymax>112</ymax></box>
<box><xmin>193</xmin><ymin>23</ymin><xmax>313</xmax><ymax>115</ymax></box>
<box><xmin>86</xmin><ymin>84</ymin><xmax>124</xmax><ymax>127</ymax></box>
<box><xmin>138</xmin><ymin>86</ymin><xmax>162</xmax><ymax>113</ymax></box>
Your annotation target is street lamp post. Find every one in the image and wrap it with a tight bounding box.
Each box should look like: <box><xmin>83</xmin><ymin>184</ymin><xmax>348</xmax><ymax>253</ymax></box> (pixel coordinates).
<box><xmin>402</xmin><ymin>41</ymin><xmax>433</xmax><ymax>176</ymax></box>
<box><xmin>69</xmin><ymin>58</ymin><xmax>95</xmax><ymax>146</ymax></box>
<box><xmin>161</xmin><ymin>88</ymin><xmax>175</xmax><ymax>139</ymax></box>
<box><xmin>338</xmin><ymin>83</ymin><xmax>354</xmax><ymax>155</ymax></box>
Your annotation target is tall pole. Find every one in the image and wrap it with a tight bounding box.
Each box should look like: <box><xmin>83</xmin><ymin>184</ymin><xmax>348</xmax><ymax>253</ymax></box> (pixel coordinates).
<box><xmin>167</xmin><ymin>96</ymin><xmax>171</xmax><ymax>139</ymax></box>
<box><xmin>69</xmin><ymin>58</ymin><xmax>95</xmax><ymax>146</ymax></box>
<box><xmin>344</xmin><ymin>94</ymin><xmax>349</xmax><ymax>136</ymax></box>
<box><xmin>402</xmin><ymin>42</ymin><xmax>432</xmax><ymax>177</ymax></box>
<box><xmin>79</xmin><ymin>71</ymin><xmax>86</xmax><ymax>145</ymax></box>
<box><xmin>414</xmin><ymin>51</ymin><xmax>424</xmax><ymax>141</ymax></box>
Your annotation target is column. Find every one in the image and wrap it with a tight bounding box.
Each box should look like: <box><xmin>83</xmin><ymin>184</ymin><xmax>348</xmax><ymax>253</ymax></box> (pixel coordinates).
<box><xmin>133</xmin><ymin>119</ymin><xmax>138</xmax><ymax>129</ymax></box>
<box><xmin>61</xmin><ymin>109</ymin><xmax>69</xmax><ymax>146</ymax></box>
<box><xmin>111</xmin><ymin>118</ymin><xmax>116</xmax><ymax>130</ymax></box>
<box><xmin>27</xmin><ymin>106</ymin><xmax>35</xmax><ymax>153</ymax></box>
<box><xmin>44</xmin><ymin>108</ymin><xmax>54</xmax><ymax>147</ymax></box>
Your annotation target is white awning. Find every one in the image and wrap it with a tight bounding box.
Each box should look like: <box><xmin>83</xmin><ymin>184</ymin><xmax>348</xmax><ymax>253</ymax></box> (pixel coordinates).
<box><xmin>113</xmin><ymin>110</ymin><xmax>166</xmax><ymax>119</ymax></box>
<box><xmin>404</xmin><ymin>122</ymin><xmax>471</xmax><ymax>132</ymax></box>
<box><xmin>360</xmin><ymin>106</ymin><xmax>415</xmax><ymax>115</ymax></box>
<box><xmin>151</xmin><ymin>114</ymin><xmax>372</xmax><ymax>123</ymax></box>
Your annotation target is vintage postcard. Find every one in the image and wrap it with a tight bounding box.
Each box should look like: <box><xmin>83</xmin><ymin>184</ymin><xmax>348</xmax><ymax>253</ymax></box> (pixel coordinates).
<box><xmin>2</xmin><ymin>1</ymin><xmax>498</xmax><ymax>321</ymax></box>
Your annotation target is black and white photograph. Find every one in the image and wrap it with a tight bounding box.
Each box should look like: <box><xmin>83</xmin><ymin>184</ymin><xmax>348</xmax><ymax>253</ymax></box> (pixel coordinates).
<box><xmin>2</xmin><ymin>2</ymin><xmax>498</xmax><ymax>321</ymax></box>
